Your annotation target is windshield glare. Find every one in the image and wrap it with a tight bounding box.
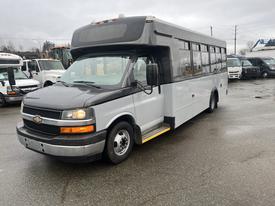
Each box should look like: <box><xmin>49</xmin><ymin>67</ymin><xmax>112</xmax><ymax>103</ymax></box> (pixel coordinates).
<box><xmin>0</xmin><ymin>67</ymin><xmax>28</xmax><ymax>81</ymax></box>
<box><xmin>241</xmin><ymin>59</ymin><xmax>252</xmax><ymax>66</ymax></box>
<box><xmin>38</xmin><ymin>60</ymin><xmax>64</xmax><ymax>71</ymax></box>
<box><xmin>263</xmin><ymin>58</ymin><xmax>275</xmax><ymax>65</ymax></box>
<box><xmin>60</xmin><ymin>56</ymin><xmax>130</xmax><ymax>87</ymax></box>
<box><xmin>227</xmin><ymin>58</ymin><xmax>241</xmax><ymax>67</ymax></box>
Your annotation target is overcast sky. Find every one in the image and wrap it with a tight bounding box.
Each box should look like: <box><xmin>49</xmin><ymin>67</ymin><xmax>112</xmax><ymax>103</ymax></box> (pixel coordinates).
<box><xmin>1</xmin><ymin>0</ymin><xmax>275</xmax><ymax>53</ymax></box>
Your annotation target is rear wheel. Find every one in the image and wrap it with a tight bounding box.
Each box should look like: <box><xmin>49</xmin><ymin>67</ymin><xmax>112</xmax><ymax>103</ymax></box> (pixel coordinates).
<box><xmin>207</xmin><ymin>93</ymin><xmax>217</xmax><ymax>113</ymax></box>
<box><xmin>105</xmin><ymin>121</ymin><xmax>134</xmax><ymax>164</ymax></box>
<box><xmin>0</xmin><ymin>93</ymin><xmax>6</xmax><ymax>107</ymax></box>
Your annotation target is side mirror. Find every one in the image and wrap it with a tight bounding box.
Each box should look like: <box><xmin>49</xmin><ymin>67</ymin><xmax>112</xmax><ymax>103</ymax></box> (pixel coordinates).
<box><xmin>7</xmin><ymin>68</ymin><xmax>16</xmax><ymax>86</ymax></box>
<box><xmin>146</xmin><ymin>63</ymin><xmax>158</xmax><ymax>86</ymax></box>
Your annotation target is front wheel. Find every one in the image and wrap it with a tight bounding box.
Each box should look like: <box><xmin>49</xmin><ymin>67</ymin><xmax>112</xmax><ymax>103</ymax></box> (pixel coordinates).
<box><xmin>105</xmin><ymin>121</ymin><xmax>134</xmax><ymax>164</ymax></box>
<box><xmin>0</xmin><ymin>93</ymin><xmax>6</xmax><ymax>107</ymax></box>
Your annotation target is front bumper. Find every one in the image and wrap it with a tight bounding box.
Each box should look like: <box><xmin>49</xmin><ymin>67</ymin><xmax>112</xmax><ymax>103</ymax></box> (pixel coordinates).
<box><xmin>228</xmin><ymin>73</ymin><xmax>241</xmax><ymax>79</ymax></box>
<box><xmin>16</xmin><ymin>122</ymin><xmax>106</xmax><ymax>158</ymax></box>
<box><xmin>4</xmin><ymin>95</ymin><xmax>23</xmax><ymax>103</ymax></box>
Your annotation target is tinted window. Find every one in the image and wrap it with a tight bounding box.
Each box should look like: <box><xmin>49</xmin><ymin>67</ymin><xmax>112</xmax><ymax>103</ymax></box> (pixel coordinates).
<box><xmin>201</xmin><ymin>52</ymin><xmax>210</xmax><ymax>73</ymax></box>
<box><xmin>193</xmin><ymin>51</ymin><xmax>202</xmax><ymax>75</ymax></box>
<box><xmin>28</xmin><ymin>61</ymin><xmax>39</xmax><ymax>72</ymax></box>
<box><xmin>22</xmin><ymin>62</ymin><xmax>27</xmax><ymax>71</ymax></box>
<box><xmin>174</xmin><ymin>49</ymin><xmax>192</xmax><ymax>80</ymax></box>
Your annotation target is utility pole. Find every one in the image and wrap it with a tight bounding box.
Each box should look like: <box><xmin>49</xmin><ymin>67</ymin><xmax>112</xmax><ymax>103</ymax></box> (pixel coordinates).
<box><xmin>234</xmin><ymin>25</ymin><xmax>237</xmax><ymax>55</ymax></box>
<box><xmin>210</xmin><ymin>26</ymin><xmax>213</xmax><ymax>37</ymax></box>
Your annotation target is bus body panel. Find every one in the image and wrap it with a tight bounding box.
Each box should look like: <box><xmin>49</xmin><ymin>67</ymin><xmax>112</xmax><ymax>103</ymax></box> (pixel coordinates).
<box><xmin>92</xmin><ymin>95</ymin><xmax>136</xmax><ymax>132</ymax></box>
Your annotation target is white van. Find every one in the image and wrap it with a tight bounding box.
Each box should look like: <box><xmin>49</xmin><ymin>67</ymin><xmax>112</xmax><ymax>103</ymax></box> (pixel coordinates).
<box><xmin>0</xmin><ymin>53</ymin><xmax>40</xmax><ymax>107</ymax></box>
<box><xmin>227</xmin><ymin>57</ymin><xmax>242</xmax><ymax>79</ymax></box>
<box><xmin>22</xmin><ymin>59</ymin><xmax>65</xmax><ymax>87</ymax></box>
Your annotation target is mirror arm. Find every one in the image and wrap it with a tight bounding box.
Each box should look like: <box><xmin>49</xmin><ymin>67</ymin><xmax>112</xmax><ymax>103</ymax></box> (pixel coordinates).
<box><xmin>136</xmin><ymin>81</ymin><xmax>153</xmax><ymax>95</ymax></box>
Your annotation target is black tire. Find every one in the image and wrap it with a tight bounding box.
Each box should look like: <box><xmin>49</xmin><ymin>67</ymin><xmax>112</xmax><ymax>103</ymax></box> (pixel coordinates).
<box><xmin>0</xmin><ymin>93</ymin><xmax>6</xmax><ymax>107</ymax></box>
<box><xmin>44</xmin><ymin>81</ymin><xmax>53</xmax><ymax>87</ymax></box>
<box><xmin>105</xmin><ymin>121</ymin><xmax>134</xmax><ymax>164</ymax></box>
<box><xmin>207</xmin><ymin>93</ymin><xmax>217</xmax><ymax>113</ymax></box>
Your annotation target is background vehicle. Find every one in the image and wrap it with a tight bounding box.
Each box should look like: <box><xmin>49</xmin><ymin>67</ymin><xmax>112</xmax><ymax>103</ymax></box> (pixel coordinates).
<box><xmin>247</xmin><ymin>57</ymin><xmax>275</xmax><ymax>78</ymax></box>
<box><xmin>227</xmin><ymin>56</ymin><xmax>242</xmax><ymax>79</ymax></box>
<box><xmin>49</xmin><ymin>46</ymin><xmax>73</xmax><ymax>69</ymax></box>
<box><xmin>22</xmin><ymin>59</ymin><xmax>65</xmax><ymax>87</ymax></box>
<box><xmin>240</xmin><ymin>57</ymin><xmax>261</xmax><ymax>79</ymax></box>
<box><xmin>17</xmin><ymin>16</ymin><xmax>228</xmax><ymax>164</ymax></box>
<box><xmin>0</xmin><ymin>53</ymin><xmax>40</xmax><ymax>107</ymax></box>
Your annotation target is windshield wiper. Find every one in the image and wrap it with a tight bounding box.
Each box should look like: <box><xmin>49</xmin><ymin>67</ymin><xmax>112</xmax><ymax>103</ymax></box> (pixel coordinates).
<box><xmin>73</xmin><ymin>80</ymin><xmax>101</xmax><ymax>89</ymax></box>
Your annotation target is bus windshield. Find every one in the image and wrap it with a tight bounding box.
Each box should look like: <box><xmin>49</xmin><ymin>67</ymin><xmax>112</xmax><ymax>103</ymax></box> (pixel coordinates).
<box><xmin>60</xmin><ymin>56</ymin><xmax>130</xmax><ymax>87</ymax></box>
<box><xmin>38</xmin><ymin>60</ymin><xmax>64</xmax><ymax>71</ymax></box>
<box><xmin>0</xmin><ymin>67</ymin><xmax>28</xmax><ymax>81</ymax></box>
<box><xmin>227</xmin><ymin>58</ymin><xmax>241</xmax><ymax>67</ymax></box>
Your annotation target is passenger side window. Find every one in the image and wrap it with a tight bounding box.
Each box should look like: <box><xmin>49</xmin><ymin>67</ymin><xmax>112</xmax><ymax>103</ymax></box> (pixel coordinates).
<box><xmin>192</xmin><ymin>43</ymin><xmax>202</xmax><ymax>75</ymax></box>
<box><xmin>133</xmin><ymin>57</ymin><xmax>152</xmax><ymax>83</ymax></box>
<box><xmin>201</xmin><ymin>44</ymin><xmax>210</xmax><ymax>74</ymax></box>
<box><xmin>174</xmin><ymin>40</ymin><xmax>192</xmax><ymax>80</ymax></box>
<box><xmin>28</xmin><ymin>61</ymin><xmax>39</xmax><ymax>72</ymax></box>
<box><xmin>215</xmin><ymin>47</ymin><xmax>222</xmax><ymax>72</ymax></box>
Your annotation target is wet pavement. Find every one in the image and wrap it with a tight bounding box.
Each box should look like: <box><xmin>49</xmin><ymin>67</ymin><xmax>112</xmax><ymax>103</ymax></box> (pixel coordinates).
<box><xmin>1</xmin><ymin>79</ymin><xmax>275</xmax><ymax>206</ymax></box>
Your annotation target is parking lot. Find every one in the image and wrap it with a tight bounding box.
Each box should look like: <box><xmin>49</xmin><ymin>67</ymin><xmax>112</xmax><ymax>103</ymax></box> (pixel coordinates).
<box><xmin>0</xmin><ymin>79</ymin><xmax>275</xmax><ymax>206</ymax></box>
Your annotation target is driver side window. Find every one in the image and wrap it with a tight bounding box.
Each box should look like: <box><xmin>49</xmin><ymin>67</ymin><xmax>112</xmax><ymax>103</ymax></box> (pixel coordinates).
<box><xmin>133</xmin><ymin>57</ymin><xmax>152</xmax><ymax>84</ymax></box>
<box><xmin>28</xmin><ymin>61</ymin><xmax>39</xmax><ymax>72</ymax></box>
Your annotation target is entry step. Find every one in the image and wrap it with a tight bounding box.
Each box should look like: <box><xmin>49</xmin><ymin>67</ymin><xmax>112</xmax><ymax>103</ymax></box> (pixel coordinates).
<box><xmin>142</xmin><ymin>124</ymin><xmax>171</xmax><ymax>144</ymax></box>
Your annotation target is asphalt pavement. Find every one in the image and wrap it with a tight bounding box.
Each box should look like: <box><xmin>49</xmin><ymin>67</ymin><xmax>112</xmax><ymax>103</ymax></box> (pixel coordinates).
<box><xmin>1</xmin><ymin>79</ymin><xmax>275</xmax><ymax>206</ymax></box>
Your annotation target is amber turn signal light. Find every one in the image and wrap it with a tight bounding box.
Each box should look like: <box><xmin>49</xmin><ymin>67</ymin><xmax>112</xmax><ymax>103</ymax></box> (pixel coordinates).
<box><xmin>60</xmin><ymin>125</ymin><xmax>95</xmax><ymax>134</ymax></box>
<box><xmin>7</xmin><ymin>91</ymin><xmax>17</xmax><ymax>95</ymax></box>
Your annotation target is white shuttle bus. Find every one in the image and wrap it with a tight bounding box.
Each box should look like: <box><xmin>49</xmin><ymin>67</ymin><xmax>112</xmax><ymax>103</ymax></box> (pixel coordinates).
<box><xmin>0</xmin><ymin>53</ymin><xmax>40</xmax><ymax>107</ymax></box>
<box><xmin>17</xmin><ymin>16</ymin><xmax>228</xmax><ymax>164</ymax></box>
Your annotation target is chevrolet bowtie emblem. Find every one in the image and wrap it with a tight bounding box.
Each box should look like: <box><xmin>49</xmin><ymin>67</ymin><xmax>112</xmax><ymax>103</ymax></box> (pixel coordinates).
<box><xmin>33</xmin><ymin>115</ymin><xmax>43</xmax><ymax>124</ymax></box>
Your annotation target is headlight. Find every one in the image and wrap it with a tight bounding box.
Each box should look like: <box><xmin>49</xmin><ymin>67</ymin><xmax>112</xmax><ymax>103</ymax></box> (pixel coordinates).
<box><xmin>62</xmin><ymin>108</ymin><xmax>93</xmax><ymax>120</ymax></box>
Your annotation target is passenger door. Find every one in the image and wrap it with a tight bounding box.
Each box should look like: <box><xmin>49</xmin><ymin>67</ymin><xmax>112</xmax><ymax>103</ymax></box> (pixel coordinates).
<box><xmin>132</xmin><ymin>57</ymin><xmax>165</xmax><ymax>133</ymax></box>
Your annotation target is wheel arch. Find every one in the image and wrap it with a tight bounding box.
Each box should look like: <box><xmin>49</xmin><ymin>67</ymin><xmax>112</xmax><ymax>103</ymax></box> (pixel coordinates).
<box><xmin>43</xmin><ymin>80</ymin><xmax>53</xmax><ymax>87</ymax></box>
<box><xmin>105</xmin><ymin>113</ymin><xmax>141</xmax><ymax>145</ymax></box>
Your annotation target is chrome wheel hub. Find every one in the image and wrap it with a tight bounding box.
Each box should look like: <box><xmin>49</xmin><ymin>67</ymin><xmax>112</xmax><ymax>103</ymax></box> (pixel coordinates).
<box><xmin>113</xmin><ymin>129</ymin><xmax>130</xmax><ymax>156</ymax></box>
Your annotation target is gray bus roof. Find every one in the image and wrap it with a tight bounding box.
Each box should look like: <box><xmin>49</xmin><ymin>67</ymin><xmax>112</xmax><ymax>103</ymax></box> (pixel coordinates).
<box><xmin>71</xmin><ymin>16</ymin><xmax>226</xmax><ymax>52</ymax></box>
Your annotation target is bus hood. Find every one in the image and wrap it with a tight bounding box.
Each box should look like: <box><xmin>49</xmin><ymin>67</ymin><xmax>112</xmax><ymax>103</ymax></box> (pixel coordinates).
<box><xmin>23</xmin><ymin>84</ymin><xmax>125</xmax><ymax>110</ymax></box>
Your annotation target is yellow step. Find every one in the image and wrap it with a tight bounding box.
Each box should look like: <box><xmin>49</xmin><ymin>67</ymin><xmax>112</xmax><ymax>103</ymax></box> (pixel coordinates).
<box><xmin>142</xmin><ymin>124</ymin><xmax>171</xmax><ymax>144</ymax></box>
